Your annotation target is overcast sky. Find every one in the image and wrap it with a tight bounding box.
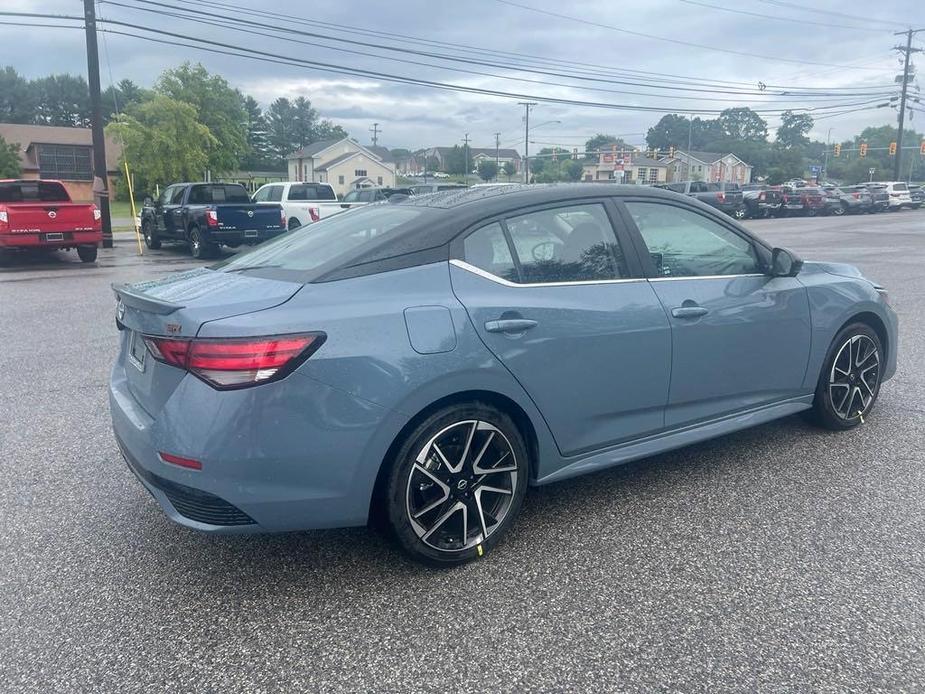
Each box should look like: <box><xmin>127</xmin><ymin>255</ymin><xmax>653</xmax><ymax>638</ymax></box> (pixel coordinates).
<box><xmin>2</xmin><ymin>0</ymin><xmax>920</xmax><ymax>153</ymax></box>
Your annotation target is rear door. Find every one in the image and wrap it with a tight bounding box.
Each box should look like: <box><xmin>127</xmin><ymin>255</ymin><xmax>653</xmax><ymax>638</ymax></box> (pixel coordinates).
<box><xmin>450</xmin><ymin>200</ymin><xmax>671</xmax><ymax>456</ymax></box>
<box><xmin>620</xmin><ymin>198</ymin><xmax>811</xmax><ymax>428</ymax></box>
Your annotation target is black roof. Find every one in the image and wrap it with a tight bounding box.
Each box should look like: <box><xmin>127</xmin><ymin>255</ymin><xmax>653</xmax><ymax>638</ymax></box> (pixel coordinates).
<box><xmin>314</xmin><ymin>183</ymin><xmax>689</xmax><ymax>282</ymax></box>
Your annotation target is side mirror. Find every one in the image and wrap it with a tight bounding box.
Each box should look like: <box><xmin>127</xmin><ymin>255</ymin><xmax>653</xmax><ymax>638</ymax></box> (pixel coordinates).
<box><xmin>143</xmin><ymin>196</ymin><xmax>153</xmax><ymax>207</ymax></box>
<box><xmin>771</xmin><ymin>247</ymin><xmax>803</xmax><ymax>277</ymax></box>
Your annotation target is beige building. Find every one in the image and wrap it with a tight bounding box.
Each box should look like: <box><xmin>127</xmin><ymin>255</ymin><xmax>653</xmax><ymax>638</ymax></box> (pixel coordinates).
<box><xmin>286</xmin><ymin>138</ymin><xmax>396</xmax><ymax>197</ymax></box>
<box><xmin>581</xmin><ymin>152</ymin><xmax>669</xmax><ymax>185</ymax></box>
<box><xmin>663</xmin><ymin>151</ymin><xmax>753</xmax><ymax>184</ymax></box>
<box><xmin>0</xmin><ymin>122</ymin><xmax>122</xmax><ymax>202</ymax></box>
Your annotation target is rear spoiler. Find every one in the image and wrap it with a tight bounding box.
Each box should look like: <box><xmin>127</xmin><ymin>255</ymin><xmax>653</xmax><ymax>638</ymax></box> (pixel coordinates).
<box><xmin>112</xmin><ymin>283</ymin><xmax>185</xmax><ymax>315</ymax></box>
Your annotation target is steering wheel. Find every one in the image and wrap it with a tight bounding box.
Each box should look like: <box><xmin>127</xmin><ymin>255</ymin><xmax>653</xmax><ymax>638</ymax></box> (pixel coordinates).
<box><xmin>532</xmin><ymin>241</ymin><xmax>556</xmax><ymax>262</ymax></box>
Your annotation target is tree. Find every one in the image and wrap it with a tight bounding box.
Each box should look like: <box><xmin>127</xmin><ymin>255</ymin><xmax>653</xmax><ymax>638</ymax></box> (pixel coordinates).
<box><xmin>477</xmin><ymin>160</ymin><xmax>498</xmax><ymax>181</ymax></box>
<box><xmin>390</xmin><ymin>148</ymin><xmax>413</xmax><ymax>160</ymax></box>
<box><xmin>265</xmin><ymin>97</ymin><xmax>296</xmax><ymax>163</ymax></box>
<box><xmin>155</xmin><ymin>63</ymin><xmax>246</xmax><ymax>174</ymax></box>
<box><xmin>106</xmin><ymin>95</ymin><xmax>217</xmax><ymax>197</ymax></box>
<box><xmin>584</xmin><ymin>134</ymin><xmax>629</xmax><ymax>161</ymax></box>
<box><xmin>502</xmin><ymin>161</ymin><xmax>516</xmax><ymax>180</ymax></box>
<box><xmin>646</xmin><ymin>114</ymin><xmax>694</xmax><ymax>153</ymax></box>
<box><xmin>0</xmin><ymin>135</ymin><xmax>21</xmax><ymax>178</ymax></box>
<box><xmin>241</xmin><ymin>96</ymin><xmax>272</xmax><ymax>170</ymax></box>
<box><xmin>0</xmin><ymin>67</ymin><xmax>34</xmax><ymax>123</ymax></box>
<box><xmin>715</xmin><ymin>107</ymin><xmax>768</xmax><ymax>142</ymax></box>
<box><xmin>443</xmin><ymin>145</ymin><xmax>470</xmax><ymax>175</ymax></box>
<box><xmin>264</xmin><ymin>96</ymin><xmax>347</xmax><ymax>165</ymax></box>
<box><xmin>31</xmin><ymin>74</ymin><xmax>91</xmax><ymax>127</ymax></box>
<box><xmin>101</xmin><ymin>79</ymin><xmax>149</xmax><ymax>124</ymax></box>
<box><xmin>563</xmin><ymin>159</ymin><xmax>584</xmax><ymax>181</ymax></box>
<box><xmin>776</xmin><ymin>111</ymin><xmax>814</xmax><ymax>150</ymax></box>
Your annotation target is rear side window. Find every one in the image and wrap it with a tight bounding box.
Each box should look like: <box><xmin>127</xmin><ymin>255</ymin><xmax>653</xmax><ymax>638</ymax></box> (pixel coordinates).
<box><xmin>288</xmin><ymin>184</ymin><xmax>335</xmax><ymax>201</ymax></box>
<box><xmin>462</xmin><ymin>203</ymin><xmax>628</xmax><ymax>284</ymax></box>
<box><xmin>462</xmin><ymin>223</ymin><xmax>518</xmax><ymax>282</ymax></box>
<box><xmin>0</xmin><ymin>181</ymin><xmax>70</xmax><ymax>202</ymax></box>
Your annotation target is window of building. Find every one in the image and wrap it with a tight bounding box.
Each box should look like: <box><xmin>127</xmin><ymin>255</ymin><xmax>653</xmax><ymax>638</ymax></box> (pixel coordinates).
<box><xmin>37</xmin><ymin>144</ymin><xmax>92</xmax><ymax>181</ymax></box>
<box><xmin>377</xmin><ymin>176</ymin><xmax>383</xmax><ymax>185</ymax></box>
<box><xmin>648</xmin><ymin>168</ymin><xmax>658</xmax><ymax>183</ymax></box>
<box><xmin>355</xmin><ymin>169</ymin><xmax>367</xmax><ymax>177</ymax></box>
<box><xmin>338</xmin><ymin>175</ymin><xmax>344</xmax><ymax>185</ymax></box>
<box><xmin>637</xmin><ymin>168</ymin><xmax>647</xmax><ymax>182</ymax></box>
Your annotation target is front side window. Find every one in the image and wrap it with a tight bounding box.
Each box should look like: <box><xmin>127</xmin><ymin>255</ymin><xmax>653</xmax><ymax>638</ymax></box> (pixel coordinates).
<box><xmin>266</xmin><ymin>185</ymin><xmax>284</xmax><ymax>202</ymax></box>
<box><xmin>625</xmin><ymin>202</ymin><xmax>760</xmax><ymax>278</ymax></box>
<box><xmin>157</xmin><ymin>186</ymin><xmax>174</xmax><ymax>206</ymax></box>
<box><xmin>169</xmin><ymin>186</ymin><xmax>186</xmax><ymax>204</ymax></box>
<box><xmin>252</xmin><ymin>186</ymin><xmax>270</xmax><ymax>202</ymax></box>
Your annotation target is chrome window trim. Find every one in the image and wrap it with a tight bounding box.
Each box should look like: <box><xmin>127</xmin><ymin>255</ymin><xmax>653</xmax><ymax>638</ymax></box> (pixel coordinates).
<box><xmin>649</xmin><ymin>273</ymin><xmax>767</xmax><ymax>282</ymax></box>
<box><xmin>449</xmin><ymin>259</ymin><xmax>645</xmax><ymax>288</ymax></box>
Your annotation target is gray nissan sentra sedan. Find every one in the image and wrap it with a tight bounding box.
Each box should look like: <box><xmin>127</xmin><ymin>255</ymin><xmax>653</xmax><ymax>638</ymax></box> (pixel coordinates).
<box><xmin>110</xmin><ymin>184</ymin><xmax>897</xmax><ymax>565</ymax></box>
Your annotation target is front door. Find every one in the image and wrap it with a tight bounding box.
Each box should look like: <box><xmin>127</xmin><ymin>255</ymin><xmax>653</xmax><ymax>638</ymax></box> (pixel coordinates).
<box><xmin>450</xmin><ymin>201</ymin><xmax>671</xmax><ymax>457</ymax></box>
<box><xmin>621</xmin><ymin>199</ymin><xmax>812</xmax><ymax>428</ymax></box>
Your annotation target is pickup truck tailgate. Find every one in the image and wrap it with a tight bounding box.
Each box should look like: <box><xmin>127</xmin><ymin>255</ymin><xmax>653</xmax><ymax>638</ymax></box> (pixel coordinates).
<box><xmin>4</xmin><ymin>203</ymin><xmax>98</xmax><ymax>234</ymax></box>
<box><xmin>217</xmin><ymin>205</ymin><xmax>282</xmax><ymax>231</ymax></box>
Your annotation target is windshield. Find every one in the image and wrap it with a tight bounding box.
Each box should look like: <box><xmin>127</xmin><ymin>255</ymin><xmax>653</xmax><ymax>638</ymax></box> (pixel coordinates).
<box><xmin>217</xmin><ymin>205</ymin><xmax>425</xmax><ymax>273</ymax></box>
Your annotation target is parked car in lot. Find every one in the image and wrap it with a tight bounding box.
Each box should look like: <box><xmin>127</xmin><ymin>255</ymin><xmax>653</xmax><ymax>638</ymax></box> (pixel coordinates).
<box><xmin>659</xmin><ymin>180</ymin><xmax>746</xmax><ymax>219</ymax></box>
<box><xmin>111</xmin><ymin>184</ymin><xmax>897</xmax><ymax>565</ymax></box>
<box><xmin>908</xmin><ymin>184</ymin><xmax>924</xmax><ymax>209</ymax></box>
<box><xmin>141</xmin><ymin>183</ymin><xmax>285</xmax><ymax>259</ymax></box>
<box><xmin>780</xmin><ymin>185</ymin><xmax>827</xmax><ymax>216</ymax></box>
<box><xmin>823</xmin><ymin>185</ymin><xmax>873</xmax><ymax>215</ymax></box>
<box><xmin>339</xmin><ymin>187</ymin><xmax>415</xmax><ymax>210</ymax></box>
<box><xmin>858</xmin><ymin>183</ymin><xmax>891</xmax><ymax>212</ymax></box>
<box><xmin>0</xmin><ymin>179</ymin><xmax>101</xmax><ymax>262</ymax></box>
<box><xmin>870</xmin><ymin>181</ymin><xmax>914</xmax><ymax>210</ymax></box>
<box><xmin>741</xmin><ymin>184</ymin><xmax>782</xmax><ymax>218</ymax></box>
<box><xmin>252</xmin><ymin>181</ymin><xmax>341</xmax><ymax>229</ymax></box>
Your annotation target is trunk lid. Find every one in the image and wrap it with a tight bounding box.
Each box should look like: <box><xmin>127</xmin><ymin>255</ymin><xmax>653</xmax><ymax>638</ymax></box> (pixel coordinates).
<box><xmin>113</xmin><ymin>268</ymin><xmax>303</xmax><ymax>416</ymax></box>
<box><xmin>214</xmin><ymin>204</ymin><xmax>283</xmax><ymax>231</ymax></box>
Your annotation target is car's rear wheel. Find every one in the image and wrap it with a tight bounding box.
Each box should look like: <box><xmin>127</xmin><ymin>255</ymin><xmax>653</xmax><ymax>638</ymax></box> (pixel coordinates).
<box><xmin>806</xmin><ymin>323</ymin><xmax>883</xmax><ymax>430</ymax></box>
<box><xmin>76</xmin><ymin>245</ymin><xmax>97</xmax><ymax>263</ymax></box>
<box><xmin>832</xmin><ymin>202</ymin><xmax>847</xmax><ymax>216</ymax></box>
<box><xmin>732</xmin><ymin>207</ymin><xmax>746</xmax><ymax>220</ymax></box>
<box><xmin>142</xmin><ymin>220</ymin><xmax>161</xmax><ymax>249</ymax></box>
<box><xmin>385</xmin><ymin>403</ymin><xmax>528</xmax><ymax>566</ymax></box>
<box><xmin>288</xmin><ymin>217</ymin><xmax>301</xmax><ymax>230</ymax></box>
<box><xmin>188</xmin><ymin>226</ymin><xmax>216</xmax><ymax>260</ymax></box>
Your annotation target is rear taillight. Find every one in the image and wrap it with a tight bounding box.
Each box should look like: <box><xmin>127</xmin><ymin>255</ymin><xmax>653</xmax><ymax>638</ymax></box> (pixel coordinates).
<box><xmin>309</xmin><ymin>207</ymin><xmax>320</xmax><ymax>223</ymax></box>
<box><xmin>852</xmin><ymin>192</ymin><xmax>860</xmax><ymax>199</ymax></box>
<box><xmin>206</xmin><ymin>209</ymin><xmax>219</xmax><ymax>227</ymax></box>
<box><xmin>143</xmin><ymin>333</ymin><xmax>325</xmax><ymax>389</ymax></box>
<box><xmin>93</xmin><ymin>206</ymin><xmax>102</xmax><ymax>221</ymax></box>
<box><xmin>281</xmin><ymin>209</ymin><xmax>287</xmax><ymax>228</ymax></box>
<box><xmin>0</xmin><ymin>210</ymin><xmax>7</xmax><ymax>226</ymax></box>
<box><xmin>715</xmin><ymin>192</ymin><xmax>726</xmax><ymax>203</ymax></box>
<box><xmin>758</xmin><ymin>192</ymin><xmax>766</xmax><ymax>201</ymax></box>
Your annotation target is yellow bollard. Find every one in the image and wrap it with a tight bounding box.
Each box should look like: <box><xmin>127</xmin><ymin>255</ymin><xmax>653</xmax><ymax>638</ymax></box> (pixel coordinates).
<box><xmin>124</xmin><ymin>161</ymin><xmax>143</xmax><ymax>255</ymax></box>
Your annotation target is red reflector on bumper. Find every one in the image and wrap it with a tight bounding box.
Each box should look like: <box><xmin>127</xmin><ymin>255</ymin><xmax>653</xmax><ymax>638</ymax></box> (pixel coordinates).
<box><xmin>159</xmin><ymin>452</ymin><xmax>203</xmax><ymax>470</ymax></box>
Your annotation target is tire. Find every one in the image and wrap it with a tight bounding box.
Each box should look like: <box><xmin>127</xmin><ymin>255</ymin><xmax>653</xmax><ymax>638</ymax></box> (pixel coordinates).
<box><xmin>805</xmin><ymin>322</ymin><xmax>883</xmax><ymax>431</ymax></box>
<box><xmin>732</xmin><ymin>207</ymin><xmax>746</xmax><ymax>221</ymax></box>
<box><xmin>288</xmin><ymin>217</ymin><xmax>301</xmax><ymax>231</ymax></box>
<box><xmin>142</xmin><ymin>220</ymin><xmax>161</xmax><ymax>249</ymax></box>
<box><xmin>76</xmin><ymin>245</ymin><xmax>98</xmax><ymax>263</ymax></box>
<box><xmin>385</xmin><ymin>402</ymin><xmax>529</xmax><ymax>566</ymax></box>
<box><xmin>188</xmin><ymin>226</ymin><xmax>216</xmax><ymax>260</ymax></box>
<box><xmin>832</xmin><ymin>202</ymin><xmax>847</xmax><ymax>216</ymax></box>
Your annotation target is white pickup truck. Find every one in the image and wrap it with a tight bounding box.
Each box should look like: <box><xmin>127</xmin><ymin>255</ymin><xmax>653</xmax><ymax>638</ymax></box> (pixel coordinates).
<box><xmin>252</xmin><ymin>182</ymin><xmax>348</xmax><ymax>230</ymax></box>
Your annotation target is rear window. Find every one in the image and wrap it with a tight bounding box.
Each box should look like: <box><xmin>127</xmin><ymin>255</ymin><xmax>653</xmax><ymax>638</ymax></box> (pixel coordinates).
<box><xmin>287</xmin><ymin>184</ymin><xmax>336</xmax><ymax>201</ymax></box>
<box><xmin>187</xmin><ymin>184</ymin><xmax>251</xmax><ymax>204</ymax></box>
<box><xmin>892</xmin><ymin>183</ymin><xmax>908</xmax><ymax>192</ymax></box>
<box><xmin>665</xmin><ymin>183</ymin><xmax>686</xmax><ymax>193</ymax></box>
<box><xmin>218</xmin><ymin>206</ymin><xmax>425</xmax><ymax>273</ymax></box>
<box><xmin>0</xmin><ymin>181</ymin><xmax>70</xmax><ymax>203</ymax></box>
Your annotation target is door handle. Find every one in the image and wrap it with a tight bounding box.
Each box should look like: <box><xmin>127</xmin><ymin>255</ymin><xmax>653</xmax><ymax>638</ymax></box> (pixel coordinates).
<box><xmin>484</xmin><ymin>318</ymin><xmax>538</xmax><ymax>333</ymax></box>
<box><xmin>671</xmin><ymin>306</ymin><xmax>709</xmax><ymax>319</ymax></box>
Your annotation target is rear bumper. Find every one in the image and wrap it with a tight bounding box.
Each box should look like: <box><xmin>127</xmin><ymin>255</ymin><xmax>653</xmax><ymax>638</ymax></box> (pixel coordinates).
<box><xmin>0</xmin><ymin>230</ymin><xmax>101</xmax><ymax>248</ymax></box>
<box><xmin>204</xmin><ymin>228</ymin><xmax>285</xmax><ymax>244</ymax></box>
<box><xmin>109</xmin><ymin>358</ymin><xmax>408</xmax><ymax>533</ymax></box>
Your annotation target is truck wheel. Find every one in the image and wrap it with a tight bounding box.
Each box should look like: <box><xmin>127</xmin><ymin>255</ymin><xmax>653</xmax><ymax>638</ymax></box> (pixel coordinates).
<box><xmin>188</xmin><ymin>226</ymin><xmax>216</xmax><ymax>260</ymax></box>
<box><xmin>732</xmin><ymin>207</ymin><xmax>746</xmax><ymax>220</ymax></box>
<box><xmin>288</xmin><ymin>217</ymin><xmax>302</xmax><ymax>230</ymax></box>
<box><xmin>76</xmin><ymin>245</ymin><xmax>98</xmax><ymax>263</ymax></box>
<box><xmin>142</xmin><ymin>220</ymin><xmax>161</xmax><ymax>249</ymax></box>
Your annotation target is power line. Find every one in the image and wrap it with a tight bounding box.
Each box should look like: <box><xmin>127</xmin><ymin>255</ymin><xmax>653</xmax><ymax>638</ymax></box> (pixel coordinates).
<box><xmin>676</xmin><ymin>0</ymin><xmax>885</xmax><ymax>32</ymax></box>
<box><xmin>490</xmin><ymin>0</ymin><xmax>887</xmax><ymax>70</ymax></box>
<box><xmin>752</xmin><ymin>0</ymin><xmax>907</xmax><ymax>28</ymax></box>
<box><xmin>101</xmin><ymin>0</ymin><xmax>897</xmax><ymax>97</ymax></box>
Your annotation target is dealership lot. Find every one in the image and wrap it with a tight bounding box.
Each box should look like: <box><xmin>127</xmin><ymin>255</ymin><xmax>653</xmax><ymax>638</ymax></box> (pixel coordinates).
<box><xmin>1</xmin><ymin>212</ymin><xmax>923</xmax><ymax>692</ymax></box>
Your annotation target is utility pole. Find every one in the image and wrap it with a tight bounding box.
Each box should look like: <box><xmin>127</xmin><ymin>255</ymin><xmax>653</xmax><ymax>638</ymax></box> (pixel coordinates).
<box><xmin>495</xmin><ymin>132</ymin><xmax>501</xmax><ymax>172</ymax></box>
<box><xmin>893</xmin><ymin>28</ymin><xmax>923</xmax><ymax>180</ymax></box>
<box><xmin>518</xmin><ymin>101</ymin><xmax>536</xmax><ymax>183</ymax></box>
<box><xmin>462</xmin><ymin>133</ymin><xmax>470</xmax><ymax>187</ymax></box>
<box><xmin>83</xmin><ymin>0</ymin><xmax>112</xmax><ymax>248</ymax></box>
<box><xmin>369</xmin><ymin>122</ymin><xmax>380</xmax><ymax>147</ymax></box>
<box><xmin>823</xmin><ymin>127</ymin><xmax>833</xmax><ymax>181</ymax></box>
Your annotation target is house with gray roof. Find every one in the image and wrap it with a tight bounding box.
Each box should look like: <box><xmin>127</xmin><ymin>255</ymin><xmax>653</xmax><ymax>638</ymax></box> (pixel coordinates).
<box><xmin>663</xmin><ymin>151</ymin><xmax>753</xmax><ymax>184</ymax></box>
<box><xmin>286</xmin><ymin>138</ymin><xmax>396</xmax><ymax>197</ymax></box>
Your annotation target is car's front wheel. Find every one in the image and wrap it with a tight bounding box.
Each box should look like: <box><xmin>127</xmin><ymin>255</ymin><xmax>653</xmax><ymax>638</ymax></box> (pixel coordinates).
<box><xmin>385</xmin><ymin>403</ymin><xmax>528</xmax><ymax>566</ymax></box>
<box><xmin>142</xmin><ymin>220</ymin><xmax>161</xmax><ymax>249</ymax></box>
<box><xmin>806</xmin><ymin>323</ymin><xmax>883</xmax><ymax>430</ymax></box>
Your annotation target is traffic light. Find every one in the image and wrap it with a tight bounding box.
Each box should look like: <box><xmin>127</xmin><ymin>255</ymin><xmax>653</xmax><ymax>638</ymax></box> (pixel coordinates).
<box><xmin>669</xmin><ymin>146</ymin><xmax>676</xmax><ymax>158</ymax></box>
<box><xmin>552</xmin><ymin>147</ymin><xmax>558</xmax><ymax>162</ymax></box>
<box><xmin>833</xmin><ymin>143</ymin><xmax>841</xmax><ymax>158</ymax></box>
<box><xmin>889</xmin><ymin>141</ymin><xmax>897</xmax><ymax>156</ymax></box>
<box><xmin>859</xmin><ymin>143</ymin><xmax>868</xmax><ymax>157</ymax></box>
<box><xmin>572</xmin><ymin>148</ymin><xmax>578</xmax><ymax>160</ymax></box>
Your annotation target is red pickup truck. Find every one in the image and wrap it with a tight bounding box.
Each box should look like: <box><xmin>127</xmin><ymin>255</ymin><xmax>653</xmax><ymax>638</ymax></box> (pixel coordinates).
<box><xmin>0</xmin><ymin>179</ymin><xmax>102</xmax><ymax>262</ymax></box>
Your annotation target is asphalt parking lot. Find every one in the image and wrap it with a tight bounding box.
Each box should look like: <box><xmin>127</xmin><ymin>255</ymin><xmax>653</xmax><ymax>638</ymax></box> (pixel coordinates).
<box><xmin>1</xmin><ymin>211</ymin><xmax>923</xmax><ymax>693</ymax></box>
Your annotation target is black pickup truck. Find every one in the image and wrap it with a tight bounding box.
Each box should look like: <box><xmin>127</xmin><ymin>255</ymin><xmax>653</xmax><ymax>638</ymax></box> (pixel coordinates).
<box><xmin>659</xmin><ymin>180</ymin><xmax>746</xmax><ymax>220</ymax></box>
<box><xmin>141</xmin><ymin>183</ymin><xmax>285</xmax><ymax>259</ymax></box>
